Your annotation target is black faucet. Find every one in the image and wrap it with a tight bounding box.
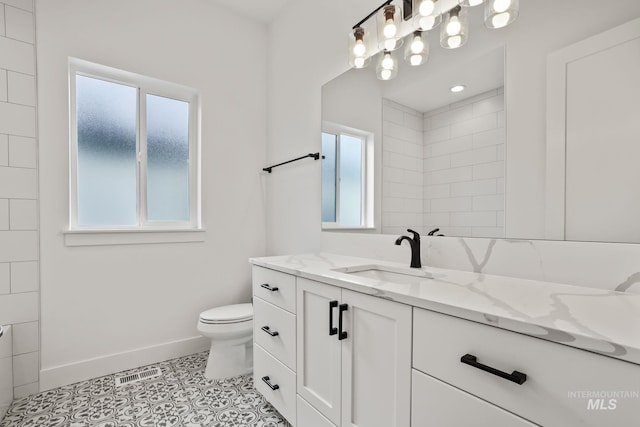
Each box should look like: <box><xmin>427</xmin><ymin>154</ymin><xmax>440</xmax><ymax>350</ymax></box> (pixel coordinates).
<box><xmin>395</xmin><ymin>229</ymin><xmax>422</xmax><ymax>268</ymax></box>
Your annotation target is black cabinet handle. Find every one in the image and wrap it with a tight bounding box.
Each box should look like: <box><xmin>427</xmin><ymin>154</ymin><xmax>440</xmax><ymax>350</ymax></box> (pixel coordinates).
<box><xmin>329</xmin><ymin>300</ymin><xmax>338</xmax><ymax>336</ymax></box>
<box><xmin>261</xmin><ymin>326</ymin><xmax>279</xmax><ymax>337</ymax></box>
<box><xmin>260</xmin><ymin>283</ymin><xmax>279</xmax><ymax>292</ymax></box>
<box><xmin>338</xmin><ymin>303</ymin><xmax>348</xmax><ymax>340</ymax></box>
<box><xmin>261</xmin><ymin>376</ymin><xmax>280</xmax><ymax>390</ymax></box>
<box><xmin>460</xmin><ymin>354</ymin><xmax>527</xmax><ymax>385</ymax></box>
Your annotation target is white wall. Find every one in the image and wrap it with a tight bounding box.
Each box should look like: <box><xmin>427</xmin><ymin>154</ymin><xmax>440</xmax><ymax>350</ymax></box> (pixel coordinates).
<box><xmin>267</xmin><ymin>0</ymin><xmax>640</xmax><ymax>249</ymax></box>
<box><xmin>322</xmin><ymin>65</ymin><xmax>382</xmax><ymax>232</ymax></box>
<box><xmin>0</xmin><ymin>0</ymin><xmax>40</xmax><ymax>399</ymax></box>
<box><xmin>36</xmin><ymin>0</ymin><xmax>268</xmax><ymax>389</ymax></box>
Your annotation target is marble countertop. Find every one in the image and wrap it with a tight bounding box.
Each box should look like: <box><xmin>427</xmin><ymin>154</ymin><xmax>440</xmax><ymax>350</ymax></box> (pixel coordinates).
<box><xmin>250</xmin><ymin>253</ymin><xmax>640</xmax><ymax>366</ymax></box>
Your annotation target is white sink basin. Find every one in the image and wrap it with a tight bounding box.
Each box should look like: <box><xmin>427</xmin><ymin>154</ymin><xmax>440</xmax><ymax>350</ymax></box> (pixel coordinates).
<box><xmin>332</xmin><ymin>265</ymin><xmax>444</xmax><ymax>286</ymax></box>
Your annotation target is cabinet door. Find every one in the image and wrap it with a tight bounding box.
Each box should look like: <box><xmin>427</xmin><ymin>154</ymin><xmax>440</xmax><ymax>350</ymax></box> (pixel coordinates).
<box><xmin>297</xmin><ymin>278</ymin><xmax>342</xmax><ymax>425</ymax></box>
<box><xmin>412</xmin><ymin>369</ymin><xmax>536</xmax><ymax>426</ymax></box>
<box><xmin>341</xmin><ymin>289</ymin><xmax>412</xmax><ymax>427</ymax></box>
<box><xmin>297</xmin><ymin>395</ymin><xmax>336</xmax><ymax>427</ymax></box>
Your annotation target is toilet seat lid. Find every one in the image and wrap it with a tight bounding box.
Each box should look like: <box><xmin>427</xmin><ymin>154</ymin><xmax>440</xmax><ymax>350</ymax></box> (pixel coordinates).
<box><xmin>199</xmin><ymin>303</ymin><xmax>253</xmax><ymax>323</ymax></box>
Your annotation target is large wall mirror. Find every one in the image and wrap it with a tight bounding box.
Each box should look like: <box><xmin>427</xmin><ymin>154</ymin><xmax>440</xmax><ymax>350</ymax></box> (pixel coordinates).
<box><xmin>321</xmin><ymin>0</ymin><xmax>640</xmax><ymax>243</ymax></box>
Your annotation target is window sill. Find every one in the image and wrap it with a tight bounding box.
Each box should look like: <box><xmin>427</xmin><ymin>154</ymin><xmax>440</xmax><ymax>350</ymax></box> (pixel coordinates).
<box><xmin>63</xmin><ymin>228</ymin><xmax>206</xmax><ymax>247</ymax></box>
<box><xmin>322</xmin><ymin>224</ymin><xmax>376</xmax><ymax>231</ymax></box>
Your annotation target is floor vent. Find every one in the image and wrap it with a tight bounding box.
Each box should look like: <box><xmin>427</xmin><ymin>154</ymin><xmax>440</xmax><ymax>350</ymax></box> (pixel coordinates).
<box><xmin>115</xmin><ymin>367</ymin><xmax>162</xmax><ymax>387</ymax></box>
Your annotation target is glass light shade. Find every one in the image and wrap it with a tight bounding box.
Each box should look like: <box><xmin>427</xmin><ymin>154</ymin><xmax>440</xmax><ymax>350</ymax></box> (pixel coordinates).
<box><xmin>348</xmin><ymin>27</ymin><xmax>372</xmax><ymax>69</ymax></box>
<box><xmin>377</xmin><ymin>4</ymin><xmax>403</xmax><ymax>51</ymax></box>
<box><xmin>440</xmin><ymin>5</ymin><xmax>468</xmax><ymax>49</ymax></box>
<box><xmin>484</xmin><ymin>0</ymin><xmax>519</xmax><ymax>29</ymax></box>
<box><xmin>459</xmin><ymin>0</ymin><xmax>484</xmax><ymax>6</ymax></box>
<box><xmin>404</xmin><ymin>31</ymin><xmax>429</xmax><ymax>66</ymax></box>
<box><xmin>413</xmin><ymin>0</ymin><xmax>442</xmax><ymax>31</ymax></box>
<box><xmin>376</xmin><ymin>51</ymin><xmax>398</xmax><ymax>80</ymax></box>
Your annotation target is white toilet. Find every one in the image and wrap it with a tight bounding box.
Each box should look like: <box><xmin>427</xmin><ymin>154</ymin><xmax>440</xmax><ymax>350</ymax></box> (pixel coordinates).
<box><xmin>197</xmin><ymin>303</ymin><xmax>253</xmax><ymax>380</ymax></box>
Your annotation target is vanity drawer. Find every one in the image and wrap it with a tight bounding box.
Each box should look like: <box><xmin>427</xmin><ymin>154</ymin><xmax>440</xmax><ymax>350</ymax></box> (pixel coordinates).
<box><xmin>413</xmin><ymin>308</ymin><xmax>640</xmax><ymax>427</ymax></box>
<box><xmin>254</xmin><ymin>343</ymin><xmax>296</xmax><ymax>425</ymax></box>
<box><xmin>253</xmin><ymin>266</ymin><xmax>296</xmax><ymax>314</ymax></box>
<box><xmin>254</xmin><ymin>297</ymin><xmax>296</xmax><ymax>371</ymax></box>
<box><xmin>412</xmin><ymin>369</ymin><xmax>536</xmax><ymax>426</ymax></box>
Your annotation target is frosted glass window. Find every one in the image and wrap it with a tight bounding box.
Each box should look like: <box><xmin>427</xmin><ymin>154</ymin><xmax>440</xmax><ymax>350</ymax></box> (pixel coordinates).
<box><xmin>339</xmin><ymin>135</ymin><xmax>363</xmax><ymax>226</ymax></box>
<box><xmin>146</xmin><ymin>95</ymin><xmax>190</xmax><ymax>222</ymax></box>
<box><xmin>321</xmin><ymin>130</ymin><xmax>366</xmax><ymax>227</ymax></box>
<box><xmin>76</xmin><ymin>75</ymin><xmax>137</xmax><ymax>226</ymax></box>
<box><xmin>322</xmin><ymin>133</ymin><xmax>337</xmax><ymax>222</ymax></box>
<box><xmin>70</xmin><ymin>60</ymin><xmax>199</xmax><ymax>231</ymax></box>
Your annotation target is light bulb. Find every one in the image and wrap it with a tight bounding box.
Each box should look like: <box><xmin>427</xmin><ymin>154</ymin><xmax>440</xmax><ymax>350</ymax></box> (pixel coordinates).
<box><xmin>353</xmin><ymin>40</ymin><xmax>366</xmax><ymax>56</ymax></box>
<box><xmin>410</xmin><ymin>54</ymin><xmax>423</xmax><ymax>66</ymax></box>
<box><xmin>384</xmin><ymin>19</ymin><xmax>397</xmax><ymax>38</ymax></box>
<box><xmin>354</xmin><ymin>57</ymin><xmax>366</xmax><ymax>68</ymax></box>
<box><xmin>418</xmin><ymin>15</ymin><xmax>436</xmax><ymax>30</ymax></box>
<box><xmin>450</xmin><ymin>85</ymin><xmax>466</xmax><ymax>92</ymax></box>
<box><xmin>446</xmin><ymin>16</ymin><xmax>462</xmax><ymax>35</ymax></box>
<box><xmin>381</xmin><ymin>54</ymin><xmax>394</xmax><ymax>70</ymax></box>
<box><xmin>492</xmin><ymin>0</ymin><xmax>511</xmax><ymax>13</ymax></box>
<box><xmin>419</xmin><ymin>0</ymin><xmax>435</xmax><ymax>16</ymax></box>
<box><xmin>447</xmin><ymin>35</ymin><xmax>462</xmax><ymax>48</ymax></box>
<box><xmin>380</xmin><ymin>69</ymin><xmax>392</xmax><ymax>80</ymax></box>
<box><xmin>491</xmin><ymin>12</ymin><xmax>510</xmax><ymax>28</ymax></box>
<box><xmin>386</xmin><ymin>38</ymin><xmax>399</xmax><ymax>50</ymax></box>
<box><xmin>411</xmin><ymin>36</ymin><xmax>424</xmax><ymax>54</ymax></box>
<box><xmin>468</xmin><ymin>0</ymin><xmax>483</xmax><ymax>5</ymax></box>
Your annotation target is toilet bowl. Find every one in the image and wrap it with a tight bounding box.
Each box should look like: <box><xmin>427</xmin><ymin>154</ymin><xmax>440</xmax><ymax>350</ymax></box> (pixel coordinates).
<box><xmin>197</xmin><ymin>303</ymin><xmax>253</xmax><ymax>380</ymax></box>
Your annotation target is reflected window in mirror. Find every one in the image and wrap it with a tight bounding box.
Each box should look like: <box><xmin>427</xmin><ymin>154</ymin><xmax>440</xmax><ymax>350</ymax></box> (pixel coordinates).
<box><xmin>322</xmin><ymin>125</ymin><xmax>374</xmax><ymax>229</ymax></box>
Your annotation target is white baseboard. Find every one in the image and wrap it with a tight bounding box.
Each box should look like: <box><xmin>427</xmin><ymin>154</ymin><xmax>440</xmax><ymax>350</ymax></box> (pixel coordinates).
<box><xmin>40</xmin><ymin>336</ymin><xmax>209</xmax><ymax>391</ymax></box>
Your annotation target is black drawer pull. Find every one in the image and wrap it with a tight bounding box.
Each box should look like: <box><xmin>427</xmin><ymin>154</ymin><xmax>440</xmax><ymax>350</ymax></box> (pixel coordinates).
<box><xmin>261</xmin><ymin>376</ymin><xmax>280</xmax><ymax>390</ymax></box>
<box><xmin>260</xmin><ymin>283</ymin><xmax>279</xmax><ymax>292</ymax></box>
<box><xmin>261</xmin><ymin>326</ymin><xmax>279</xmax><ymax>337</ymax></box>
<box><xmin>460</xmin><ymin>354</ymin><xmax>527</xmax><ymax>385</ymax></box>
<box><xmin>338</xmin><ymin>303</ymin><xmax>348</xmax><ymax>340</ymax></box>
<box><xmin>329</xmin><ymin>300</ymin><xmax>338</xmax><ymax>336</ymax></box>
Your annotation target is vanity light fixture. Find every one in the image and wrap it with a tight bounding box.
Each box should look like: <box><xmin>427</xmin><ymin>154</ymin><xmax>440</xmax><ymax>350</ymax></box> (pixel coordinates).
<box><xmin>347</xmin><ymin>0</ymin><xmax>519</xmax><ymax>79</ymax></box>
<box><xmin>450</xmin><ymin>84</ymin><xmax>466</xmax><ymax>92</ymax></box>
<box><xmin>378</xmin><ymin>4</ymin><xmax>404</xmax><ymax>51</ymax></box>
<box><xmin>349</xmin><ymin>27</ymin><xmax>372</xmax><ymax>69</ymax></box>
<box><xmin>484</xmin><ymin>0</ymin><xmax>519</xmax><ymax>29</ymax></box>
<box><xmin>405</xmin><ymin>31</ymin><xmax>429</xmax><ymax>66</ymax></box>
<box><xmin>441</xmin><ymin>5</ymin><xmax>468</xmax><ymax>49</ymax></box>
<box><xmin>413</xmin><ymin>0</ymin><xmax>442</xmax><ymax>31</ymax></box>
<box><xmin>377</xmin><ymin>50</ymin><xmax>399</xmax><ymax>80</ymax></box>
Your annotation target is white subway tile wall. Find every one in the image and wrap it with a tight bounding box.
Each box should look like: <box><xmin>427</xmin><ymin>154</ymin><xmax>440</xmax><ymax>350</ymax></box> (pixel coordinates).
<box><xmin>0</xmin><ymin>0</ymin><xmax>39</xmax><ymax>406</ymax></box>
<box><xmin>423</xmin><ymin>89</ymin><xmax>505</xmax><ymax>237</ymax></box>
<box><xmin>381</xmin><ymin>89</ymin><xmax>505</xmax><ymax>236</ymax></box>
<box><xmin>382</xmin><ymin>99</ymin><xmax>424</xmax><ymax>233</ymax></box>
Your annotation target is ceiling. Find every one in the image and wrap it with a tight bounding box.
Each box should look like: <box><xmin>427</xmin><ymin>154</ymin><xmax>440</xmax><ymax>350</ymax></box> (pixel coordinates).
<box><xmin>213</xmin><ymin>0</ymin><xmax>289</xmax><ymax>23</ymax></box>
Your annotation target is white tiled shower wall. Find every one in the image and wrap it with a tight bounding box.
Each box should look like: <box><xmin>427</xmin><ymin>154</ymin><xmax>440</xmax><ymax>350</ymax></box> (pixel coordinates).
<box><xmin>382</xmin><ymin>89</ymin><xmax>505</xmax><ymax>238</ymax></box>
<box><xmin>0</xmin><ymin>0</ymin><xmax>41</xmax><ymax>407</ymax></box>
<box><xmin>381</xmin><ymin>99</ymin><xmax>424</xmax><ymax>235</ymax></box>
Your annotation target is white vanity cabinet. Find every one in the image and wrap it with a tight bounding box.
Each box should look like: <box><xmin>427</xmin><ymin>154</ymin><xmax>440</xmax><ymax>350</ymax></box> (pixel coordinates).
<box><xmin>252</xmin><ymin>266</ymin><xmax>297</xmax><ymax>424</ymax></box>
<box><xmin>252</xmin><ymin>258</ymin><xmax>640</xmax><ymax>427</ymax></box>
<box><xmin>413</xmin><ymin>307</ymin><xmax>640</xmax><ymax>427</ymax></box>
<box><xmin>296</xmin><ymin>277</ymin><xmax>412</xmax><ymax>427</ymax></box>
<box><xmin>412</xmin><ymin>369</ymin><xmax>536</xmax><ymax>426</ymax></box>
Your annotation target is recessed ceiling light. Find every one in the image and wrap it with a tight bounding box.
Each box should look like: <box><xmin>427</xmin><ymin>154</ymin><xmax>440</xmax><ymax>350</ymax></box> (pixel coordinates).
<box><xmin>450</xmin><ymin>85</ymin><xmax>466</xmax><ymax>93</ymax></box>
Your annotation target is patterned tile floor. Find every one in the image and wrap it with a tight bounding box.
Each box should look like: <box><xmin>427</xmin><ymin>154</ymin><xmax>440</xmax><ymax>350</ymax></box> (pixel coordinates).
<box><xmin>0</xmin><ymin>352</ymin><xmax>291</xmax><ymax>427</ymax></box>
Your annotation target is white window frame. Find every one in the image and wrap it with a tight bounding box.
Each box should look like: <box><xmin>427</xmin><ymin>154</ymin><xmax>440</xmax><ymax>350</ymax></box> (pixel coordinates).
<box><xmin>68</xmin><ymin>58</ymin><xmax>201</xmax><ymax>236</ymax></box>
<box><xmin>321</xmin><ymin>122</ymin><xmax>374</xmax><ymax>230</ymax></box>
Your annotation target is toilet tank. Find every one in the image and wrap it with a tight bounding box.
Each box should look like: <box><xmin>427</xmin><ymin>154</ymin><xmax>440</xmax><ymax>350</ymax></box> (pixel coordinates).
<box><xmin>0</xmin><ymin>325</ymin><xmax>13</xmax><ymax>421</ymax></box>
